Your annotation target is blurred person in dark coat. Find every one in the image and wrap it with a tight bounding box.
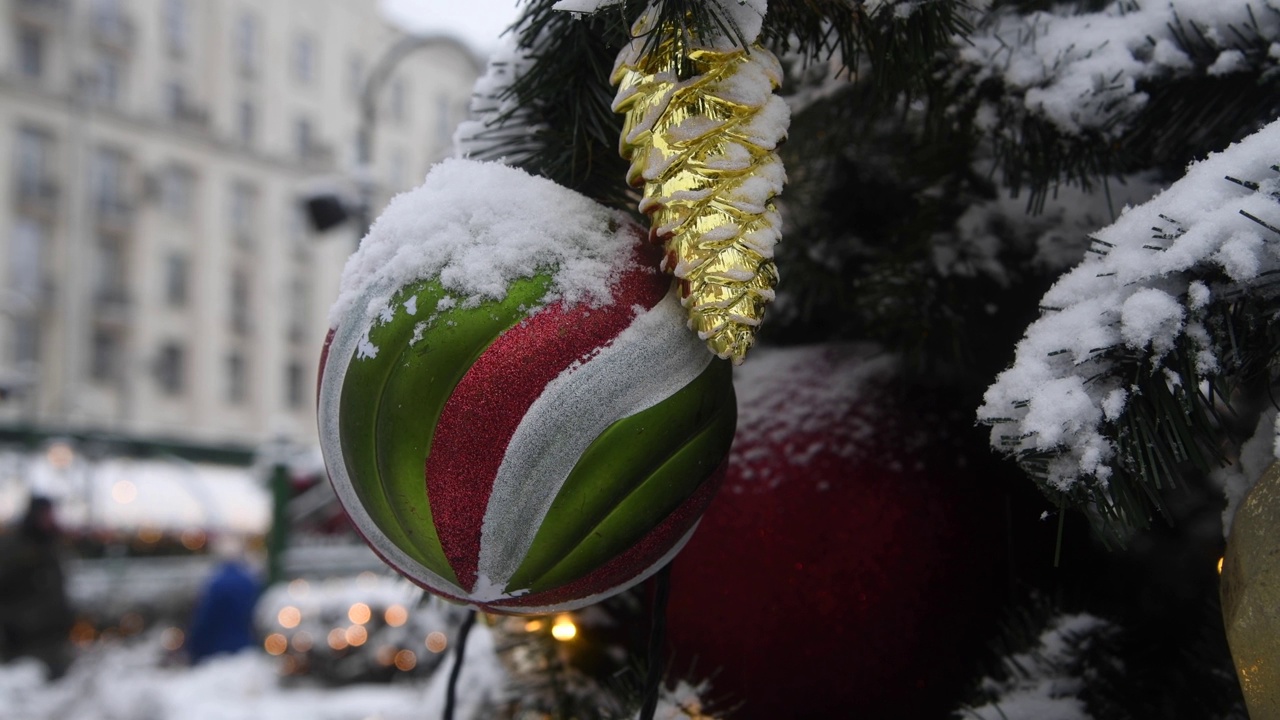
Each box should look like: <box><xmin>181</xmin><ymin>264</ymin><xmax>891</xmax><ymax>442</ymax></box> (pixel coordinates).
<box><xmin>0</xmin><ymin>496</ymin><xmax>74</xmax><ymax>679</ymax></box>
<box><xmin>186</xmin><ymin>534</ymin><xmax>260</xmax><ymax>663</ymax></box>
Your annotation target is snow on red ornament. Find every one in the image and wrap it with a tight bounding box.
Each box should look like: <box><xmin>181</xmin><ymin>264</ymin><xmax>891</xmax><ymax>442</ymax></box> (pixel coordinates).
<box><xmin>664</xmin><ymin>344</ymin><xmax>1006</xmax><ymax>718</ymax></box>
<box><xmin>319</xmin><ymin>160</ymin><xmax>736</xmax><ymax>614</ymax></box>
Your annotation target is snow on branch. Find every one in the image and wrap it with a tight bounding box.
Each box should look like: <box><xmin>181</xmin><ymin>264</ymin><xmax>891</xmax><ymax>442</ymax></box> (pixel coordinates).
<box><xmin>979</xmin><ymin>119</ymin><xmax>1280</xmax><ymax>529</ymax></box>
<box><xmin>961</xmin><ymin>613</ymin><xmax>1115</xmax><ymax>720</ymax></box>
<box><xmin>454</xmin><ymin>37</ymin><xmax>543</xmax><ymax>164</ymax></box>
<box><xmin>960</xmin><ymin>0</ymin><xmax>1280</xmax><ymax>138</ymax></box>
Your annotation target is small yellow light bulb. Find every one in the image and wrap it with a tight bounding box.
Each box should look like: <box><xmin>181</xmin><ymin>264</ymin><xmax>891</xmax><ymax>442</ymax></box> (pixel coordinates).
<box><xmin>550</xmin><ymin>615</ymin><xmax>577</xmax><ymax>642</ymax></box>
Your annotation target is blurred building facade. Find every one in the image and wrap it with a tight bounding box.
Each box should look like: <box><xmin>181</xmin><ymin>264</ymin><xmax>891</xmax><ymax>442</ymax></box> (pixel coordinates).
<box><xmin>0</xmin><ymin>0</ymin><xmax>480</xmax><ymax>449</ymax></box>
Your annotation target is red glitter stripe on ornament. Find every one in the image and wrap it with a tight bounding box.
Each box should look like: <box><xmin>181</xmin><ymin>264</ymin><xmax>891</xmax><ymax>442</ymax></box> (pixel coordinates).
<box><xmin>316</xmin><ymin>329</ymin><xmax>334</xmax><ymax>410</ymax></box>
<box><xmin>427</xmin><ymin>246</ymin><xmax>668</xmax><ymax>593</ymax></box>
<box><xmin>481</xmin><ymin>457</ymin><xmax>727</xmax><ymax>613</ymax></box>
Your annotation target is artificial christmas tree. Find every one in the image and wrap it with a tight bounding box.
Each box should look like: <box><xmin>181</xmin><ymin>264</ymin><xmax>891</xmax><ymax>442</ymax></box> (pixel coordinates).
<box><xmin>319</xmin><ymin>0</ymin><xmax>1280</xmax><ymax>715</ymax></box>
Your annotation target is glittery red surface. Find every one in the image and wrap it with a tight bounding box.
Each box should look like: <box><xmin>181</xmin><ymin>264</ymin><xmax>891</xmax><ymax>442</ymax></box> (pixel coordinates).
<box><xmin>663</xmin><ymin>347</ymin><xmax>1007</xmax><ymax>719</ymax></box>
<box><xmin>481</xmin><ymin>457</ymin><xmax>727</xmax><ymax>613</ymax></box>
<box><xmin>426</xmin><ymin>250</ymin><xmax>669</xmax><ymax>592</ymax></box>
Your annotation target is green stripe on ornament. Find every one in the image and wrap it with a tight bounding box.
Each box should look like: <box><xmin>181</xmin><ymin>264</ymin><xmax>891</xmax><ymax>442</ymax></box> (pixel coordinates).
<box><xmin>339</xmin><ymin>282</ymin><xmax>452</xmax><ymax>575</ymax></box>
<box><xmin>375</xmin><ymin>275</ymin><xmax>552</xmax><ymax>581</ymax></box>
<box><xmin>341</xmin><ymin>275</ymin><xmax>554</xmax><ymax>586</ymax></box>
<box><xmin>505</xmin><ymin>358</ymin><xmax>736</xmax><ymax>595</ymax></box>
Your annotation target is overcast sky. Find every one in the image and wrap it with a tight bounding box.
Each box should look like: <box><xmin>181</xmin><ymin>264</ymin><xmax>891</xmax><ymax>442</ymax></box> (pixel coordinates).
<box><xmin>380</xmin><ymin>0</ymin><xmax>524</xmax><ymax>55</ymax></box>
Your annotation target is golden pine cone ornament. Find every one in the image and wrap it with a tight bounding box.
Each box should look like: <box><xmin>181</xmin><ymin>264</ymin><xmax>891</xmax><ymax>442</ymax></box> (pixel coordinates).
<box><xmin>1222</xmin><ymin>460</ymin><xmax>1280</xmax><ymax>717</ymax></box>
<box><xmin>610</xmin><ymin>8</ymin><xmax>789</xmax><ymax>364</ymax></box>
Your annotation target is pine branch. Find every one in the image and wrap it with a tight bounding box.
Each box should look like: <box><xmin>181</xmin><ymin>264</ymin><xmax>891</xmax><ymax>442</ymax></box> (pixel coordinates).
<box><xmin>762</xmin><ymin>0</ymin><xmax>971</xmax><ymax>95</ymax></box>
<box><xmin>958</xmin><ymin>594</ymin><xmax>1245</xmax><ymax>720</ymax></box>
<box><xmin>457</xmin><ymin>0</ymin><xmax>642</xmax><ymax>208</ymax></box>
<box><xmin>460</xmin><ymin>0</ymin><xmax>975</xmax><ymax>211</ymax></box>
<box><xmin>769</xmin><ymin>75</ymin><xmax>1076</xmax><ymax>382</ymax></box>
<box><xmin>959</xmin><ymin>607</ymin><xmax>1117</xmax><ymax>720</ymax></box>
<box><xmin>979</xmin><ymin>118</ymin><xmax>1280</xmax><ymax>539</ymax></box>
<box><xmin>954</xmin><ymin>0</ymin><xmax>1280</xmax><ymax>207</ymax></box>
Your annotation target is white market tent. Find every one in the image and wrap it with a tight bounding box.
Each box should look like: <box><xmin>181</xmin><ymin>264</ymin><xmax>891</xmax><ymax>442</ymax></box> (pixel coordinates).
<box><xmin>0</xmin><ymin>451</ymin><xmax>270</xmax><ymax>537</ymax></box>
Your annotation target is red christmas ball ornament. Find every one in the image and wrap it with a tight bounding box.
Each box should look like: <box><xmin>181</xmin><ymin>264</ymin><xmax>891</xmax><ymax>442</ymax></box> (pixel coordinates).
<box><xmin>319</xmin><ymin>160</ymin><xmax>737</xmax><ymax>614</ymax></box>
<box><xmin>664</xmin><ymin>344</ymin><xmax>1007</xmax><ymax>718</ymax></box>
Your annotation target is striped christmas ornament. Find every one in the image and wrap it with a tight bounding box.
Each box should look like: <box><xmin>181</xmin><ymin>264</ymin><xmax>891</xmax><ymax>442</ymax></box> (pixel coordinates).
<box><xmin>318</xmin><ymin>160</ymin><xmax>737</xmax><ymax>614</ymax></box>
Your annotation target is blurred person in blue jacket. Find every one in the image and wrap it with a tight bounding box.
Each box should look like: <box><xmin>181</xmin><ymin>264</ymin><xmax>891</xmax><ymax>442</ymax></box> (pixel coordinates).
<box><xmin>186</xmin><ymin>534</ymin><xmax>260</xmax><ymax>663</ymax></box>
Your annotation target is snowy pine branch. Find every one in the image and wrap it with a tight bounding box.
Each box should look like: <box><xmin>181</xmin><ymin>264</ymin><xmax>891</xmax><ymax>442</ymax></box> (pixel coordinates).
<box><xmin>455</xmin><ymin>0</ymin><xmax>973</xmax><ymax>211</ymax></box>
<box><xmin>454</xmin><ymin>38</ymin><xmax>543</xmax><ymax>165</ymax></box>
<box><xmin>956</xmin><ymin>0</ymin><xmax>1280</xmax><ymax>204</ymax></box>
<box><xmin>453</xmin><ymin>0</ymin><xmax>636</xmax><ymax>207</ymax></box>
<box><xmin>960</xmin><ymin>613</ymin><xmax>1116</xmax><ymax>720</ymax></box>
<box><xmin>979</xmin><ymin>118</ymin><xmax>1280</xmax><ymax>535</ymax></box>
<box><xmin>763</xmin><ymin>0</ymin><xmax>970</xmax><ymax>94</ymax></box>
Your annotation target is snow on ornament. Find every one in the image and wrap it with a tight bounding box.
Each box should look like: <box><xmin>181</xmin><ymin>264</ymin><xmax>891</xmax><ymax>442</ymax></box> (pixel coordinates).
<box><xmin>318</xmin><ymin>160</ymin><xmax>736</xmax><ymax>614</ymax></box>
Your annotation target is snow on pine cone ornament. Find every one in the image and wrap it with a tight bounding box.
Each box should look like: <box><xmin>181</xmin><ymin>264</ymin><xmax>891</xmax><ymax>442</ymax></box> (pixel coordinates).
<box><xmin>318</xmin><ymin>160</ymin><xmax>736</xmax><ymax>614</ymax></box>
<box><xmin>611</xmin><ymin>2</ymin><xmax>789</xmax><ymax>364</ymax></box>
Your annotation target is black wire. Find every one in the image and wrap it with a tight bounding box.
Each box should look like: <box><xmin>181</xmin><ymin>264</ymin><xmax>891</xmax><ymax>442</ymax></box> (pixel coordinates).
<box><xmin>442</xmin><ymin>610</ymin><xmax>478</xmax><ymax>720</ymax></box>
<box><xmin>639</xmin><ymin>563</ymin><xmax>673</xmax><ymax>720</ymax></box>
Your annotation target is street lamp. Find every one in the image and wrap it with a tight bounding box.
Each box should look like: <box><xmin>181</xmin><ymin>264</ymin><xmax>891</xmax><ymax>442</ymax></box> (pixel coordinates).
<box><xmin>303</xmin><ymin>34</ymin><xmax>447</xmax><ymax>242</ymax></box>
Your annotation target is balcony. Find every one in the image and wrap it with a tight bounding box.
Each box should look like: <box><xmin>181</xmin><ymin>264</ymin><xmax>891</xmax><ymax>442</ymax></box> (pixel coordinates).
<box><xmin>230</xmin><ymin>311</ymin><xmax>253</xmax><ymax>337</ymax></box>
<box><xmin>12</xmin><ymin>0</ymin><xmax>66</xmax><ymax>29</ymax></box>
<box><xmin>91</xmin><ymin>11</ymin><xmax>135</xmax><ymax>53</ymax></box>
<box><xmin>297</xmin><ymin>142</ymin><xmax>335</xmax><ymax>171</ymax></box>
<box><xmin>92</xmin><ymin>286</ymin><xmax>130</xmax><ymax>327</ymax></box>
<box><xmin>171</xmin><ymin>101</ymin><xmax>209</xmax><ymax>129</ymax></box>
<box><xmin>232</xmin><ymin>228</ymin><xmax>256</xmax><ymax>250</ymax></box>
<box><xmin>13</xmin><ymin>177</ymin><xmax>59</xmax><ymax>218</ymax></box>
<box><xmin>94</xmin><ymin>196</ymin><xmax>134</xmax><ymax>234</ymax></box>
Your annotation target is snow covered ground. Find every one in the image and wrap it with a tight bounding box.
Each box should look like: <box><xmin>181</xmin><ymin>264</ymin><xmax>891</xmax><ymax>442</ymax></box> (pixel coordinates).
<box><xmin>0</xmin><ymin>625</ymin><xmax>508</xmax><ymax>720</ymax></box>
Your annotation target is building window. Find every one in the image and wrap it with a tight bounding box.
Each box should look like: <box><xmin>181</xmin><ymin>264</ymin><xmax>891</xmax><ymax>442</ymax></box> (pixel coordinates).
<box><xmin>164</xmin><ymin>253</ymin><xmax>187</xmax><ymax>306</ymax></box>
<box><xmin>91</xmin><ymin>0</ymin><xmax>133</xmax><ymax>48</ymax></box>
<box><xmin>93</xmin><ymin>53</ymin><xmax>123</xmax><ymax>106</ymax></box>
<box><xmin>163</xmin><ymin>0</ymin><xmax>187</xmax><ymax>55</ymax></box>
<box><xmin>17</xmin><ymin>28</ymin><xmax>44</xmax><ymax>79</ymax></box>
<box><xmin>287</xmin><ymin>276</ymin><xmax>309</xmax><ymax>341</ymax></box>
<box><xmin>234</xmin><ymin>12</ymin><xmax>258</xmax><ymax>75</ymax></box>
<box><xmin>159</xmin><ymin>163</ymin><xmax>194</xmax><ymax>219</ymax></box>
<box><xmin>14</xmin><ymin>127</ymin><xmax>51</xmax><ymax>195</ymax></box>
<box><xmin>93</xmin><ymin>0</ymin><xmax>122</xmax><ymax>18</ymax></box>
<box><xmin>226</xmin><ymin>352</ymin><xmax>246</xmax><ymax>403</ymax></box>
<box><xmin>389</xmin><ymin>78</ymin><xmax>406</xmax><ymax>123</ymax></box>
<box><xmin>155</xmin><ymin>342</ymin><xmax>185</xmax><ymax>395</ymax></box>
<box><xmin>288</xmin><ymin>202</ymin><xmax>308</xmax><ymax>243</ymax></box>
<box><xmin>293</xmin><ymin>117</ymin><xmax>313</xmax><ymax>159</ymax></box>
<box><xmin>95</xmin><ymin>233</ymin><xmax>127</xmax><ymax>302</ymax></box>
<box><xmin>230</xmin><ymin>180</ymin><xmax>256</xmax><ymax>245</ymax></box>
<box><xmin>90</xmin><ymin>329</ymin><xmax>120</xmax><ymax>382</ymax></box>
<box><xmin>435</xmin><ymin>95</ymin><xmax>453</xmax><ymax>150</ymax></box>
<box><xmin>389</xmin><ymin>150</ymin><xmax>406</xmax><ymax>192</ymax></box>
<box><xmin>285</xmin><ymin>361</ymin><xmax>305</xmax><ymax>410</ymax></box>
<box><xmin>163</xmin><ymin>81</ymin><xmax>184</xmax><ymax>118</ymax></box>
<box><xmin>230</xmin><ymin>267</ymin><xmax>251</xmax><ymax>335</ymax></box>
<box><xmin>348</xmin><ymin>54</ymin><xmax>364</xmax><ymax>99</ymax></box>
<box><xmin>293</xmin><ymin>33</ymin><xmax>314</xmax><ymax>84</ymax></box>
<box><xmin>91</xmin><ymin>147</ymin><xmax>129</xmax><ymax>215</ymax></box>
<box><xmin>236</xmin><ymin>100</ymin><xmax>255</xmax><ymax>146</ymax></box>
<box><xmin>9</xmin><ymin>219</ymin><xmax>43</xmax><ymax>364</ymax></box>
<box><xmin>10</xmin><ymin>314</ymin><xmax>39</xmax><ymax>367</ymax></box>
<box><xmin>10</xmin><ymin>218</ymin><xmax>43</xmax><ymax>305</ymax></box>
